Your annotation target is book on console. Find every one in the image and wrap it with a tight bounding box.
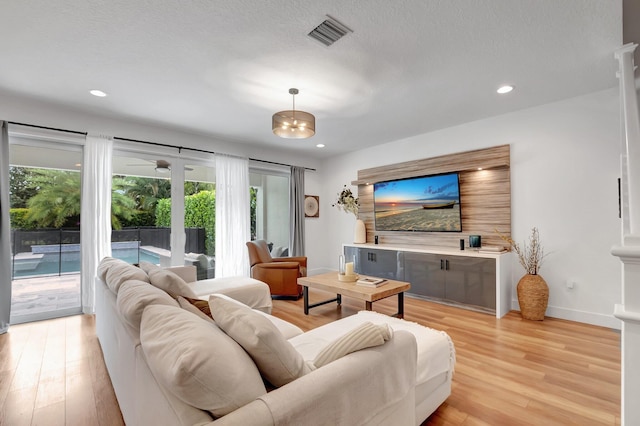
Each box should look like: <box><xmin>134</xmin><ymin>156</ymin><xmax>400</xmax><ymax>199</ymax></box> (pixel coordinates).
<box><xmin>356</xmin><ymin>277</ymin><xmax>387</xmax><ymax>287</ymax></box>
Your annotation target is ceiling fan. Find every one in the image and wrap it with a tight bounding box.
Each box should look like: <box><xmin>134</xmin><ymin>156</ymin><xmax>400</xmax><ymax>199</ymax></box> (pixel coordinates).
<box><xmin>126</xmin><ymin>159</ymin><xmax>193</xmax><ymax>173</ymax></box>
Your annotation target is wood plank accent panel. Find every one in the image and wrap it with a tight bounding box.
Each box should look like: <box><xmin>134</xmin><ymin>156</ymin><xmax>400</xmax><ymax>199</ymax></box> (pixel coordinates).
<box><xmin>353</xmin><ymin>145</ymin><xmax>511</xmax><ymax>248</ymax></box>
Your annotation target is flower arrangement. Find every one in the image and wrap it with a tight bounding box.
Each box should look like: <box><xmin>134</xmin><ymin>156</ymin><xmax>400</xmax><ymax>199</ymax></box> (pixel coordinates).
<box><xmin>498</xmin><ymin>227</ymin><xmax>547</xmax><ymax>275</ymax></box>
<box><xmin>332</xmin><ymin>185</ymin><xmax>359</xmax><ymax>217</ymax></box>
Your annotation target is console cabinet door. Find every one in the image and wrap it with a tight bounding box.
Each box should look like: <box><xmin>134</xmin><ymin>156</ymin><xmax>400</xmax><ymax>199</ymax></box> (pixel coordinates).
<box><xmin>444</xmin><ymin>255</ymin><xmax>496</xmax><ymax>310</ymax></box>
<box><xmin>403</xmin><ymin>252</ymin><xmax>445</xmax><ymax>298</ymax></box>
<box><xmin>345</xmin><ymin>247</ymin><xmax>403</xmax><ymax>280</ymax></box>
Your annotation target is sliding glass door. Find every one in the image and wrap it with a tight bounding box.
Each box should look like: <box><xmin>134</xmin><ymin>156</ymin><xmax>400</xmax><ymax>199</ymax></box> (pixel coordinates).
<box><xmin>9</xmin><ymin>140</ymin><xmax>83</xmax><ymax>324</ymax></box>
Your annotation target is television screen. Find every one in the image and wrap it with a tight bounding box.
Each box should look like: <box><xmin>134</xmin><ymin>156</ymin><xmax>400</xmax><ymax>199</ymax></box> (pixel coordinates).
<box><xmin>373</xmin><ymin>172</ymin><xmax>462</xmax><ymax>232</ymax></box>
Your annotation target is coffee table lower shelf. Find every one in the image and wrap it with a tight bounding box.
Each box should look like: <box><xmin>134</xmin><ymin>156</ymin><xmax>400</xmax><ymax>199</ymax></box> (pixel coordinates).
<box><xmin>299</xmin><ymin>272</ymin><xmax>411</xmax><ymax>318</ymax></box>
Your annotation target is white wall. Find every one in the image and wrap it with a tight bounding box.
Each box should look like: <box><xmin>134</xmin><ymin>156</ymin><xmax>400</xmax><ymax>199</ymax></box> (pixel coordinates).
<box><xmin>310</xmin><ymin>88</ymin><xmax>622</xmax><ymax>329</ymax></box>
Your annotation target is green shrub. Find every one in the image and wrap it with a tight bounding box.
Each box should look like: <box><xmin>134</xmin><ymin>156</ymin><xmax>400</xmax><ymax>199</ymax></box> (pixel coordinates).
<box><xmin>10</xmin><ymin>208</ymin><xmax>36</xmax><ymax>230</ymax></box>
<box><xmin>155</xmin><ymin>191</ymin><xmax>216</xmax><ymax>255</ymax></box>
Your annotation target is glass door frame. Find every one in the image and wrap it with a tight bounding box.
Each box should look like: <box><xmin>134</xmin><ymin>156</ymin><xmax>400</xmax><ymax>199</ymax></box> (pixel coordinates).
<box><xmin>8</xmin><ymin>127</ymin><xmax>85</xmax><ymax>324</ymax></box>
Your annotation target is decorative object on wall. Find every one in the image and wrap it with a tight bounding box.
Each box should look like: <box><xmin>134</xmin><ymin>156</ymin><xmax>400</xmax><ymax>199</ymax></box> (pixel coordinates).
<box><xmin>304</xmin><ymin>195</ymin><xmax>319</xmax><ymax>218</ymax></box>
<box><xmin>500</xmin><ymin>227</ymin><xmax>549</xmax><ymax>320</ymax></box>
<box><xmin>272</xmin><ymin>88</ymin><xmax>315</xmax><ymax>139</ymax></box>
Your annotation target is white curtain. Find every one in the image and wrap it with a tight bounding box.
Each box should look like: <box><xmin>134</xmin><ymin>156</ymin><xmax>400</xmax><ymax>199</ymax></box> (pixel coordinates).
<box><xmin>215</xmin><ymin>154</ymin><xmax>250</xmax><ymax>277</ymax></box>
<box><xmin>80</xmin><ymin>135</ymin><xmax>113</xmax><ymax>314</ymax></box>
<box><xmin>0</xmin><ymin>121</ymin><xmax>11</xmax><ymax>333</ymax></box>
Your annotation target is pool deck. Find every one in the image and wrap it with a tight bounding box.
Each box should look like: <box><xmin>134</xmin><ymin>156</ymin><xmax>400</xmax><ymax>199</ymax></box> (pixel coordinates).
<box><xmin>11</xmin><ymin>274</ymin><xmax>81</xmax><ymax>320</ymax></box>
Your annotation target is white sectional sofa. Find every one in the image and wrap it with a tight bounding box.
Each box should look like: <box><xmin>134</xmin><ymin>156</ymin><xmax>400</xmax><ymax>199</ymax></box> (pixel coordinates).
<box><xmin>95</xmin><ymin>257</ymin><xmax>455</xmax><ymax>425</ymax></box>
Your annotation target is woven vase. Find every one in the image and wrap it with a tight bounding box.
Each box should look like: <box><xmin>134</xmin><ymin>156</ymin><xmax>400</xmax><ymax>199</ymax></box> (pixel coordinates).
<box><xmin>517</xmin><ymin>274</ymin><xmax>548</xmax><ymax>321</ymax></box>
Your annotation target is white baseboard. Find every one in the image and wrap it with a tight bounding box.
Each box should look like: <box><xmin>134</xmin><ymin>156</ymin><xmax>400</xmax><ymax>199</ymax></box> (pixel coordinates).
<box><xmin>307</xmin><ymin>267</ymin><xmax>334</xmax><ymax>276</ymax></box>
<box><xmin>511</xmin><ymin>300</ymin><xmax>621</xmax><ymax>330</ymax></box>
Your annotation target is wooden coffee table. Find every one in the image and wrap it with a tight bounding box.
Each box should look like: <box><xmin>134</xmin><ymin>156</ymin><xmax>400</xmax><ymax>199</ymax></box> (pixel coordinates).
<box><xmin>298</xmin><ymin>272</ymin><xmax>411</xmax><ymax>318</ymax></box>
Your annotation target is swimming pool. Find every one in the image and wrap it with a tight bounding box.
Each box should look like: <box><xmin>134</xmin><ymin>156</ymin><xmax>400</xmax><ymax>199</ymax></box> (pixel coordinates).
<box><xmin>12</xmin><ymin>247</ymin><xmax>160</xmax><ymax>279</ymax></box>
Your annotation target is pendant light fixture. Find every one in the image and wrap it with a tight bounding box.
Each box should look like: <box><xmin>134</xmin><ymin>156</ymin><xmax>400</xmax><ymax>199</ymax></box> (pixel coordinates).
<box><xmin>272</xmin><ymin>88</ymin><xmax>315</xmax><ymax>139</ymax></box>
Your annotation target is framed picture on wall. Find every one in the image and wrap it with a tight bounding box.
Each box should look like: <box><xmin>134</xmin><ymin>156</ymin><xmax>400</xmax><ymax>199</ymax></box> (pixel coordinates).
<box><xmin>304</xmin><ymin>195</ymin><xmax>319</xmax><ymax>218</ymax></box>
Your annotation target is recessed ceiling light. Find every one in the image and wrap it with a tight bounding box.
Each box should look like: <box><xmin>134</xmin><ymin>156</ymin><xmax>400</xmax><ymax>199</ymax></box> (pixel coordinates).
<box><xmin>497</xmin><ymin>85</ymin><xmax>514</xmax><ymax>94</ymax></box>
<box><xmin>90</xmin><ymin>90</ymin><xmax>108</xmax><ymax>97</ymax></box>
<box><xmin>316</xmin><ymin>143</ymin><xmax>325</xmax><ymax>148</ymax></box>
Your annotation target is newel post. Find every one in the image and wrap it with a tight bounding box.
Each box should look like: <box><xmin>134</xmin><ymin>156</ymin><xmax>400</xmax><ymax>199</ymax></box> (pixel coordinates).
<box><xmin>612</xmin><ymin>43</ymin><xmax>640</xmax><ymax>426</ymax></box>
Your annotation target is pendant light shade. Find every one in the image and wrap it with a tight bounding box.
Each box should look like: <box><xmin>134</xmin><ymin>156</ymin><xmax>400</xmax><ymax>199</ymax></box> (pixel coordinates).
<box><xmin>272</xmin><ymin>88</ymin><xmax>315</xmax><ymax>139</ymax></box>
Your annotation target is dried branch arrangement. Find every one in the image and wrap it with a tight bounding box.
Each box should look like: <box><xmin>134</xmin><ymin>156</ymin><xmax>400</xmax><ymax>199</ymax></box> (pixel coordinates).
<box><xmin>498</xmin><ymin>227</ymin><xmax>547</xmax><ymax>275</ymax></box>
<box><xmin>332</xmin><ymin>185</ymin><xmax>359</xmax><ymax>217</ymax></box>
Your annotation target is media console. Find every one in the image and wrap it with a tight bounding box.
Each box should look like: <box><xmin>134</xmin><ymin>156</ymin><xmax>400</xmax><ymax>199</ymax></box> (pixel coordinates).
<box><xmin>343</xmin><ymin>243</ymin><xmax>512</xmax><ymax>318</ymax></box>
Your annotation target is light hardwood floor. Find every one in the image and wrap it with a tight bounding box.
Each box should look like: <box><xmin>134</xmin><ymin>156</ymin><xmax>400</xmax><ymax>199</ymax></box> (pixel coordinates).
<box><xmin>0</xmin><ymin>290</ymin><xmax>621</xmax><ymax>425</ymax></box>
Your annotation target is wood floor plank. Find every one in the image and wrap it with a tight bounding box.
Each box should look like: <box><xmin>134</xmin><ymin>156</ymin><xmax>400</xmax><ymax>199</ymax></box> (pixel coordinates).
<box><xmin>270</xmin><ymin>291</ymin><xmax>621</xmax><ymax>425</ymax></box>
<box><xmin>0</xmin><ymin>291</ymin><xmax>620</xmax><ymax>425</ymax></box>
<box><xmin>31</xmin><ymin>400</ymin><xmax>65</xmax><ymax>426</ymax></box>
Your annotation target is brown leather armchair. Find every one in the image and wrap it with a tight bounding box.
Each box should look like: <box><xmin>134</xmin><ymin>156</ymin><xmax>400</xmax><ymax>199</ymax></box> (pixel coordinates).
<box><xmin>246</xmin><ymin>240</ymin><xmax>307</xmax><ymax>298</ymax></box>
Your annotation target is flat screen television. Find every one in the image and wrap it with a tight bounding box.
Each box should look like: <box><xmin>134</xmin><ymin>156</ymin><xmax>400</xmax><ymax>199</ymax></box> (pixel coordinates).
<box><xmin>373</xmin><ymin>172</ymin><xmax>462</xmax><ymax>232</ymax></box>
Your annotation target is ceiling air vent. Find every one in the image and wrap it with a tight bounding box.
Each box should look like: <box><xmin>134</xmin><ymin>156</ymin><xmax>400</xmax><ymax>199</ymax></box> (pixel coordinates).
<box><xmin>307</xmin><ymin>15</ymin><xmax>353</xmax><ymax>47</ymax></box>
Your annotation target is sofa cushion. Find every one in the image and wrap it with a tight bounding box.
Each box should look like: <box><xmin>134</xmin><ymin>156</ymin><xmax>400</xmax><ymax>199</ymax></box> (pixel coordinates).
<box><xmin>209</xmin><ymin>295</ymin><xmax>312</xmax><ymax>387</ymax></box>
<box><xmin>138</xmin><ymin>260</ymin><xmax>161</xmax><ymax>274</ymax></box>
<box><xmin>148</xmin><ymin>268</ymin><xmax>198</xmax><ymax>299</ymax></box>
<box><xmin>99</xmin><ymin>257</ymin><xmax>150</xmax><ymax>293</ymax></box>
<box><xmin>177</xmin><ymin>296</ymin><xmax>214</xmax><ymax>322</ymax></box>
<box><xmin>313</xmin><ymin>321</ymin><xmax>393</xmax><ymax>368</ymax></box>
<box><xmin>97</xmin><ymin>256</ymin><xmax>119</xmax><ymax>281</ymax></box>
<box><xmin>208</xmin><ymin>294</ymin><xmax>302</xmax><ymax>339</ymax></box>
<box><xmin>140</xmin><ymin>304</ymin><xmax>266</xmax><ymax>418</ymax></box>
<box><xmin>117</xmin><ymin>280</ymin><xmax>178</xmax><ymax>332</ymax></box>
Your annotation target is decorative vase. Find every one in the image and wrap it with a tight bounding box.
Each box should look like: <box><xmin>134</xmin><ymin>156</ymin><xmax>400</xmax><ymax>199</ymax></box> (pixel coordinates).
<box><xmin>517</xmin><ymin>274</ymin><xmax>549</xmax><ymax>320</ymax></box>
<box><xmin>354</xmin><ymin>219</ymin><xmax>366</xmax><ymax>243</ymax></box>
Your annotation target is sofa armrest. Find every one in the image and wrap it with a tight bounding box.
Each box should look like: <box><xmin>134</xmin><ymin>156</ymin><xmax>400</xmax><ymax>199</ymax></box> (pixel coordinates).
<box><xmin>165</xmin><ymin>265</ymin><xmax>197</xmax><ymax>283</ymax></box>
<box><xmin>210</xmin><ymin>331</ymin><xmax>417</xmax><ymax>426</ymax></box>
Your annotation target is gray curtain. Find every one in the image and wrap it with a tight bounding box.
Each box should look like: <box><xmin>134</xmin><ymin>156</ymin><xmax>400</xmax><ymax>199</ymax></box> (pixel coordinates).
<box><xmin>289</xmin><ymin>166</ymin><xmax>305</xmax><ymax>257</ymax></box>
<box><xmin>0</xmin><ymin>121</ymin><xmax>11</xmax><ymax>333</ymax></box>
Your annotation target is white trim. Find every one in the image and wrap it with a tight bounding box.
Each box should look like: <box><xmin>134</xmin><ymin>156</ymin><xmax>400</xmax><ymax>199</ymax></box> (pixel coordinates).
<box><xmin>510</xmin><ymin>300</ymin><xmax>621</xmax><ymax>329</ymax></box>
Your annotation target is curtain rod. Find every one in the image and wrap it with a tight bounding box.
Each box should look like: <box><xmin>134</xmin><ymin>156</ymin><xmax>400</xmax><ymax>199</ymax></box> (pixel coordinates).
<box><xmin>8</xmin><ymin>121</ymin><xmax>316</xmax><ymax>171</ymax></box>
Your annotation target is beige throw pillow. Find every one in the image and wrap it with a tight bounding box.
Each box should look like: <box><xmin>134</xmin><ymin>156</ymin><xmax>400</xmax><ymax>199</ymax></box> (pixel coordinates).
<box><xmin>99</xmin><ymin>257</ymin><xmax>150</xmax><ymax>293</ymax></box>
<box><xmin>117</xmin><ymin>280</ymin><xmax>178</xmax><ymax>332</ymax></box>
<box><xmin>138</xmin><ymin>260</ymin><xmax>161</xmax><ymax>275</ymax></box>
<box><xmin>140</xmin><ymin>304</ymin><xmax>266</xmax><ymax>418</ymax></box>
<box><xmin>209</xmin><ymin>295</ymin><xmax>312</xmax><ymax>387</ymax></box>
<box><xmin>313</xmin><ymin>322</ymin><xmax>393</xmax><ymax>368</ymax></box>
<box><xmin>148</xmin><ymin>268</ymin><xmax>198</xmax><ymax>299</ymax></box>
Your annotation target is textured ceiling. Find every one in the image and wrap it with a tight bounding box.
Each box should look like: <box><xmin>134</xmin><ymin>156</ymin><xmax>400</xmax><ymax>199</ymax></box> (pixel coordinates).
<box><xmin>0</xmin><ymin>0</ymin><xmax>623</xmax><ymax>158</ymax></box>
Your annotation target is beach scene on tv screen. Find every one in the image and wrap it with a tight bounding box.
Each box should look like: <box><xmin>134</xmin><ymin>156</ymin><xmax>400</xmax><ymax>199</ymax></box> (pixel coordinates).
<box><xmin>374</xmin><ymin>173</ymin><xmax>461</xmax><ymax>232</ymax></box>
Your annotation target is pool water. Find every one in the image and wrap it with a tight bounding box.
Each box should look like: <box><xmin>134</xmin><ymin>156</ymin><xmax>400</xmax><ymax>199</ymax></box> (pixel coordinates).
<box><xmin>12</xmin><ymin>247</ymin><xmax>160</xmax><ymax>279</ymax></box>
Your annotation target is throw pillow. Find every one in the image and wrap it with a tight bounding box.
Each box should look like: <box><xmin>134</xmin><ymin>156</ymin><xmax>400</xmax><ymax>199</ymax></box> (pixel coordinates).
<box><xmin>313</xmin><ymin>321</ymin><xmax>393</xmax><ymax>368</ymax></box>
<box><xmin>140</xmin><ymin>304</ymin><xmax>266</xmax><ymax>418</ymax></box>
<box><xmin>138</xmin><ymin>260</ymin><xmax>161</xmax><ymax>275</ymax></box>
<box><xmin>117</xmin><ymin>280</ymin><xmax>179</xmax><ymax>332</ymax></box>
<box><xmin>148</xmin><ymin>268</ymin><xmax>198</xmax><ymax>299</ymax></box>
<box><xmin>100</xmin><ymin>257</ymin><xmax>150</xmax><ymax>293</ymax></box>
<box><xmin>177</xmin><ymin>296</ymin><xmax>214</xmax><ymax>322</ymax></box>
<box><xmin>209</xmin><ymin>295</ymin><xmax>313</xmax><ymax>387</ymax></box>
